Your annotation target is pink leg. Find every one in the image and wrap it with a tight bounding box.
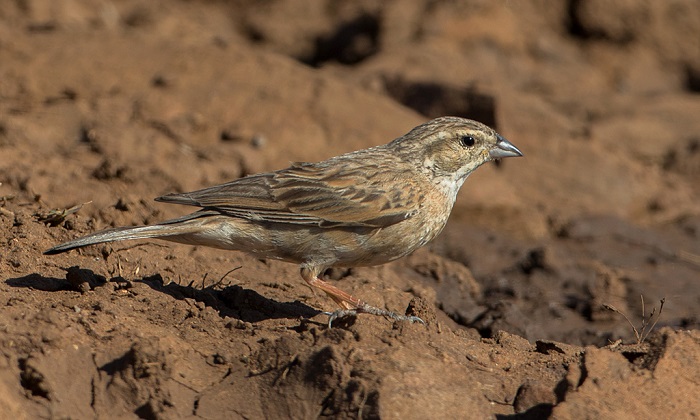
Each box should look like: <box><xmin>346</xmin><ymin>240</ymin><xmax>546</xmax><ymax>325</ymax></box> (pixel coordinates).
<box><xmin>300</xmin><ymin>266</ymin><xmax>364</xmax><ymax>310</ymax></box>
<box><xmin>300</xmin><ymin>266</ymin><xmax>425</xmax><ymax>327</ymax></box>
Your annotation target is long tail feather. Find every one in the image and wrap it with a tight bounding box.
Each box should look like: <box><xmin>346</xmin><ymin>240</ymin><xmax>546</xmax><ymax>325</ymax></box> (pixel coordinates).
<box><xmin>44</xmin><ymin>224</ymin><xmax>180</xmax><ymax>255</ymax></box>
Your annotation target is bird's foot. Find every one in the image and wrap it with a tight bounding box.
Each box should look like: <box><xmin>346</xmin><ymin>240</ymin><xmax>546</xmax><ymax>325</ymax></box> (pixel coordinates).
<box><xmin>324</xmin><ymin>302</ymin><xmax>425</xmax><ymax>328</ymax></box>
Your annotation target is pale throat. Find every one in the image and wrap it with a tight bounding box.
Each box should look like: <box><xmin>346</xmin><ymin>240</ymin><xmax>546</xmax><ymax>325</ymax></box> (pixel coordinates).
<box><xmin>433</xmin><ymin>172</ymin><xmax>468</xmax><ymax>208</ymax></box>
<box><xmin>422</xmin><ymin>155</ymin><xmax>473</xmax><ymax>206</ymax></box>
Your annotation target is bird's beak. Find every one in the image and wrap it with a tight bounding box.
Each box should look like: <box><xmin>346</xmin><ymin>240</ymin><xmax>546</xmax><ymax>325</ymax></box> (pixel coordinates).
<box><xmin>489</xmin><ymin>135</ymin><xmax>523</xmax><ymax>159</ymax></box>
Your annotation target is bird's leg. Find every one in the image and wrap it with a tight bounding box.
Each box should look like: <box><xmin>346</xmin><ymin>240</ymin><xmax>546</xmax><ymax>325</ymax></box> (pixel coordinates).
<box><xmin>300</xmin><ymin>266</ymin><xmax>362</xmax><ymax>310</ymax></box>
<box><xmin>300</xmin><ymin>266</ymin><xmax>424</xmax><ymax>327</ymax></box>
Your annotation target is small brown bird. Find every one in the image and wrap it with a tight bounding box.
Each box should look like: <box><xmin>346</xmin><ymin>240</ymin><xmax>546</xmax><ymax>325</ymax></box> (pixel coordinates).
<box><xmin>46</xmin><ymin>117</ymin><xmax>522</xmax><ymax>325</ymax></box>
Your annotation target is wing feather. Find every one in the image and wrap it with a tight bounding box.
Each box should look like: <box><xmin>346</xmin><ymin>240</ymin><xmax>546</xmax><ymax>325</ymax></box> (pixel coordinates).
<box><xmin>155</xmin><ymin>154</ymin><xmax>420</xmax><ymax>228</ymax></box>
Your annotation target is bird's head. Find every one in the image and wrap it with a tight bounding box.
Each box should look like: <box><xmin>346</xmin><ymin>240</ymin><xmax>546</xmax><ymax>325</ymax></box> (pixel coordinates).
<box><xmin>392</xmin><ymin>117</ymin><xmax>523</xmax><ymax>184</ymax></box>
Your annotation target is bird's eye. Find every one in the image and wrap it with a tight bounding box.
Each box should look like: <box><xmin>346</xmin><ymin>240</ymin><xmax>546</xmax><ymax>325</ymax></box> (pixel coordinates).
<box><xmin>459</xmin><ymin>135</ymin><xmax>475</xmax><ymax>147</ymax></box>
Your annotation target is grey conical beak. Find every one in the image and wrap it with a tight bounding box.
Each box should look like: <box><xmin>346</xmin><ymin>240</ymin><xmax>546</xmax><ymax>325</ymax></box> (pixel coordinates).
<box><xmin>489</xmin><ymin>135</ymin><xmax>523</xmax><ymax>159</ymax></box>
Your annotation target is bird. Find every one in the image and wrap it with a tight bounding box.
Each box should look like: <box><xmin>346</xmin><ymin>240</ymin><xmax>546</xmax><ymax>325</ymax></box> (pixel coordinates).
<box><xmin>45</xmin><ymin>116</ymin><xmax>523</xmax><ymax>326</ymax></box>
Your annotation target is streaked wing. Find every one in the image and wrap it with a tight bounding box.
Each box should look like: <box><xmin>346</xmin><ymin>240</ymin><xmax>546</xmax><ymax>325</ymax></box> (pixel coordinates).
<box><xmin>155</xmin><ymin>158</ymin><xmax>421</xmax><ymax>228</ymax></box>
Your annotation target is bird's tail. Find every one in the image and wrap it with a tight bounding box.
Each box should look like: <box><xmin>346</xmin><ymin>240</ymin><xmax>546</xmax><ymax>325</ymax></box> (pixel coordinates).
<box><xmin>44</xmin><ymin>224</ymin><xmax>181</xmax><ymax>255</ymax></box>
<box><xmin>43</xmin><ymin>208</ymin><xmax>221</xmax><ymax>256</ymax></box>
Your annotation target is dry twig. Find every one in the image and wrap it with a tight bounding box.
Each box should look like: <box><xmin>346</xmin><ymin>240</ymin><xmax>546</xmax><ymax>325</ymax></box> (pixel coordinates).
<box><xmin>603</xmin><ymin>295</ymin><xmax>666</xmax><ymax>344</ymax></box>
<box><xmin>36</xmin><ymin>201</ymin><xmax>91</xmax><ymax>226</ymax></box>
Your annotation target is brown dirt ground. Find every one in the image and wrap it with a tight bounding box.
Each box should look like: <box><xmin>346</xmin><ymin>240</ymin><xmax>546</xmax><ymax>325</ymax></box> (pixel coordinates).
<box><xmin>1</xmin><ymin>1</ymin><xmax>699</xmax><ymax>418</ymax></box>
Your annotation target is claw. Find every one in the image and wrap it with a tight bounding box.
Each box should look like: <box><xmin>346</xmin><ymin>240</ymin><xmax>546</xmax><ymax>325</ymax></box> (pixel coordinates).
<box><xmin>402</xmin><ymin>315</ymin><xmax>426</xmax><ymax>325</ymax></box>
<box><xmin>324</xmin><ymin>309</ymin><xmax>358</xmax><ymax>328</ymax></box>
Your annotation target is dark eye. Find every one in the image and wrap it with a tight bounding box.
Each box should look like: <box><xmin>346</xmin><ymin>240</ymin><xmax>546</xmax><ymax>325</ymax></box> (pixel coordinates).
<box><xmin>459</xmin><ymin>135</ymin><xmax>475</xmax><ymax>147</ymax></box>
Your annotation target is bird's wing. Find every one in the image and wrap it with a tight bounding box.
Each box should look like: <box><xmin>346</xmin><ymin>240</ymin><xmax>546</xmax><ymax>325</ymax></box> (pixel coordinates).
<box><xmin>155</xmin><ymin>160</ymin><xmax>421</xmax><ymax>228</ymax></box>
